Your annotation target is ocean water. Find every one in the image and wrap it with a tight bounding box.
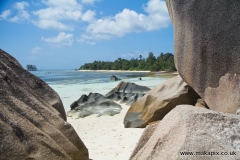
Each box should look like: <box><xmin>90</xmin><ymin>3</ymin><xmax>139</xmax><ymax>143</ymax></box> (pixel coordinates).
<box><xmin>30</xmin><ymin>70</ymin><xmax>153</xmax><ymax>85</ymax></box>
<box><xmin>30</xmin><ymin>70</ymin><xmax>173</xmax><ymax>111</ymax></box>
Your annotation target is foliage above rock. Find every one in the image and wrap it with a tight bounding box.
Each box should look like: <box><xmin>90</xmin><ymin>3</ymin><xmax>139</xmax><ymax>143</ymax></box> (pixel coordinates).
<box><xmin>79</xmin><ymin>52</ymin><xmax>176</xmax><ymax>72</ymax></box>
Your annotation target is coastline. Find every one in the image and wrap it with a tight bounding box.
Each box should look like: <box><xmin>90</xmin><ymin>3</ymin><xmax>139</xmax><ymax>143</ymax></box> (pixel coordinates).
<box><xmin>78</xmin><ymin>69</ymin><xmax>150</xmax><ymax>73</ymax></box>
<box><xmin>78</xmin><ymin>69</ymin><xmax>179</xmax><ymax>75</ymax></box>
<box><xmin>50</xmin><ymin>75</ymin><xmax>176</xmax><ymax>112</ymax></box>
<box><xmin>49</xmin><ymin>74</ymin><xmax>176</xmax><ymax>159</ymax></box>
<box><xmin>68</xmin><ymin>101</ymin><xmax>144</xmax><ymax>160</ymax></box>
<box><xmin>149</xmin><ymin>71</ymin><xmax>179</xmax><ymax>76</ymax></box>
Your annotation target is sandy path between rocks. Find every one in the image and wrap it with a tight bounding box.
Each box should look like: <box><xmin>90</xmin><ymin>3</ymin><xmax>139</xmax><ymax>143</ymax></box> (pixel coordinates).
<box><xmin>68</xmin><ymin>102</ymin><xmax>144</xmax><ymax>160</ymax></box>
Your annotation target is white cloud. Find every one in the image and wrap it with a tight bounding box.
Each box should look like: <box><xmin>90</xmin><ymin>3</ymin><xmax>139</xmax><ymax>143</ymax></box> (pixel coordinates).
<box><xmin>30</xmin><ymin>0</ymin><xmax>41</xmax><ymax>6</ymax></box>
<box><xmin>28</xmin><ymin>47</ymin><xmax>54</xmax><ymax>60</ymax></box>
<box><xmin>121</xmin><ymin>51</ymin><xmax>149</xmax><ymax>59</ymax></box>
<box><xmin>86</xmin><ymin>9</ymin><xmax>147</xmax><ymax>38</ymax></box>
<box><xmin>12</xmin><ymin>1</ymin><xmax>30</xmax><ymax>22</ymax></box>
<box><xmin>121</xmin><ymin>53</ymin><xmax>135</xmax><ymax>58</ymax></box>
<box><xmin>32</xmin><ymin>20</ymin><xmax>74</xmax><ymax>30</ymax></box>
<box><xmin>9</xmin><ymin>16</ymin><xmax>21</xmax><ymax>22</ymax></box>
<box><xmin>78</xmin><ymin>38</ymin><xmax>96</xmax><ymax>45</ymax></box>
<box><xmin>42</xmin><ymin>32</ymin><xmax>73</xmax><ymax>47</ymax></box>
<box><xmin>0</xmin><ymin>0</ymin><xmax>98</xmax><ymax>31</ymax></box>
<box><xmin>32</xmin><ymin>0</ymin><xmax>83</xmax><ymax>30</ymax></box>
<box><xmin>1</xmin><ymin>1</ymin><xmax>30</xmax><ymax>22</ymax></box>
<box><xmin>82</xmin><ymin>10</ymin><xmax>96</xmax><ymax>22</ymax></box>
<box><xmin>0</xmin><ymin>10</ymin><xmax>11</xmax><ymax>20</ymax></box>
<box><xmin>86</xmin><ymin>41</ymin><xmax>96</xmax><ymax>45</ymax></box>
<box><xmin>31</xmin><ymin>47</ymin><xmax>42</xmax><ymax>53</ymax></box>
<box><xmin>14</xmin><ymin>1</ymin><xmax>29</xmax><ymax>10</ymax></box>
<box><xmin>81</xmin><ymin>0</ymin><xmax>100</xmax><ymax>5</ymax></box>
<box><xmin>143</xmin><ymin>0</ymin><xmax>169</xmax><ymax>14</ymax></box>
<box><xmin>78</xmin><ymin>0</ymin><xmax>170</xmax><ymax>43</ymax></box>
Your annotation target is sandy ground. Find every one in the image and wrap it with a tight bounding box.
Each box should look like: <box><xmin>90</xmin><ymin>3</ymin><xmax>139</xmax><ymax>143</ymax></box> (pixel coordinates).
<box><xmin>50</xmin><ymin>74</ymin><xmax>177</xmax><ymax>160</ymax></box>
<box><xmin>67</xmin><ymin>102</ymin><xmax>144</xmax><ymax>160</ymax></box>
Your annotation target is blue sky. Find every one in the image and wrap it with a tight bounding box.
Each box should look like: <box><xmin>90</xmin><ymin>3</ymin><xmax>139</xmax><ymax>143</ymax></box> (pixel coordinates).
<box><xmin>0</xmin><ymin>0</ymin><xmax>173</xmax><ymax>69</ymax></box>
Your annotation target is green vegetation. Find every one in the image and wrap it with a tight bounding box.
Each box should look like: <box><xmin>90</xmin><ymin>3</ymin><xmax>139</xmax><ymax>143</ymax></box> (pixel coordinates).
<box><xmin>79</xmin><ymin>52</ymin><xmax>176</xmax><ymax>72</ymax></box>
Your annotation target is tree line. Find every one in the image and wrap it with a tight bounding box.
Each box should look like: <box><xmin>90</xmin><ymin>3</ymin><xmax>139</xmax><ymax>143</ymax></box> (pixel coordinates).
<box><xmin>79</xmin><ymin>52</ymin><xmax>176</xmax><ymax>72</ymax></box>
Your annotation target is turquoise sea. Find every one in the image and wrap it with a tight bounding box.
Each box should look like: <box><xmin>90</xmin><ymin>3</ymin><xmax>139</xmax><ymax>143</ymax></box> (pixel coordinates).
<box><xmin>30</xmin><ymin>70</ymin><xmax>152</xmax><ymax>85</ymax></box>
<box><xmin>30</xmin><ymin>69</ymin><xmax>173</xmax><ymax>111</ymax></box>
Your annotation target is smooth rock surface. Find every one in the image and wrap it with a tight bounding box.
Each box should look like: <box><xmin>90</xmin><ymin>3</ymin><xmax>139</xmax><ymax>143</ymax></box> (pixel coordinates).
<box><xmin>0</xmin><ymin>49</ymin><xmax>89</xmax><ymax>160</ymax></box>
<box><xmin>106</xmin><ymin>81</ymin><xmax>150</xmax><ymax>105</ymax></box>
<box><xmin>130</xmin><ymin>105</ymin><xmax>240</xmax><ymax>160</ymax></box>
<box><xmin>68</xmin><ymin>81</ymin><xmax>150</xmax><ymax>118</ymax></box>
<box><xmin>124</xmin><ymin>76</ymin><xmax>199</xmax><ymax>128</ymax></box>
<box><xmin>67</xmin><ymin>92</ymin><xmax>122</xmax><ymax>118</ymax></box>
<box><xmin>1</xmin><ymin>49</ymin><xmax>66</xmax><ymax>120</ymax></box>
<box><xmin>166</xmin><ymin>0</ymin><xmax>240</xmax><ymax>113</ymax></box>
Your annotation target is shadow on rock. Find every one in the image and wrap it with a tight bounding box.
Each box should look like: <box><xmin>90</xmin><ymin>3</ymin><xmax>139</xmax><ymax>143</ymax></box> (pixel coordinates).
<box><xmin>0</xmin><ymin>49</ymin><xmax>89</xmax><ymax>160</ymax></box>
<box><xmin>67</xmin><ymin>81</ymin><xmax>151</xmax><ymax>118</ymax></box>
<box><xmin>67</xmin><ymin>92</ymin><xmax>122</xmax><ymax>118</ymax></box>
<box><xmin>124</xmin><ymin>76</ymin><xmax>201</xmax><ymax>128</ymax></box>
<box><xmin>130</xmin><ymin>105</ymin><xmax>240</xmax><ymax>159</ymax></box>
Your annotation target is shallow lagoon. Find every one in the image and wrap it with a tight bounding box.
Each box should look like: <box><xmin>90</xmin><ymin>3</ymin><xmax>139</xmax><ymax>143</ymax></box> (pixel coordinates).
<box><xmin>31</xmin><ymin>70</ymin><xmax>174</xmax><ymax>111</ymax></box>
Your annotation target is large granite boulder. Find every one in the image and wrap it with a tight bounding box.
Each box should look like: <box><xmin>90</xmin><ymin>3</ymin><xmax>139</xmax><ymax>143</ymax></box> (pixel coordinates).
<box><xmin>166</xmin><ymin>0</ymin><xmax>240</xmax><ymax>113</ymax></box>
<box><xmin>68</xmin><ymin>81</ymin><xmax>150</xmax><ymax>118</ymax></box>
<box><xmin>124</xmin><ymin>76</ymin><xmax>199</xmax><ymax>128</ymax></box>
<box><xmin>0</xmin><ymin>49</ymin><xmax>89</xmax><ymax>160</ymax></box>
<box><xmin>1</xmin><ymin>51</ymin><xmax>66</xmax><ymax>120</ymax></box>
<box><xmin>67</xmin><ymin>92</ymin><xmax>122</xmax><ymax>118</ymax></box>
<box><xmin>130</xmin><ymin>105</ymin><xmax>240</xmax><ymax>160</ymax></box>
<box><xmin>106</xmin><ymin>81</ymin><xmax>150</xmax><ymax>105</ymax></box>
<box><xmin>70</xmin><ymin>94</ymin><xmax>88</xmax><ymax>110</ymax></box>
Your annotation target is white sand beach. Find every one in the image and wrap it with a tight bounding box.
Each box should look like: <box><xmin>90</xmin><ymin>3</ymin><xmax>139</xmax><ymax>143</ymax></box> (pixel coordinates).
<box><xmin>50</xmin><ymin>76</ymin><xmax>171</xmax><ymax>112</ymax></box>
<box><xmin>50</xmin><ymin>75</ymin><xmax>174</xmax><ymax>160</ymax></box>
<box><xmin>68</xmin><ymin>102</ymin><xmax>143</xmax><ymax>160</ymax></box>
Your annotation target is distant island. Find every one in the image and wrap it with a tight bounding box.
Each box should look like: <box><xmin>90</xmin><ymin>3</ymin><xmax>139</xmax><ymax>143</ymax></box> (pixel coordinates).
<box><xmin>26</xmin><ymin>64</ymin><xmax>37</xmax><ymax>71</ymax></box>
<box><xmin>79</xmin><ymin>52</ymin><xmax>176</xmax><ymax>72</ymax></box>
